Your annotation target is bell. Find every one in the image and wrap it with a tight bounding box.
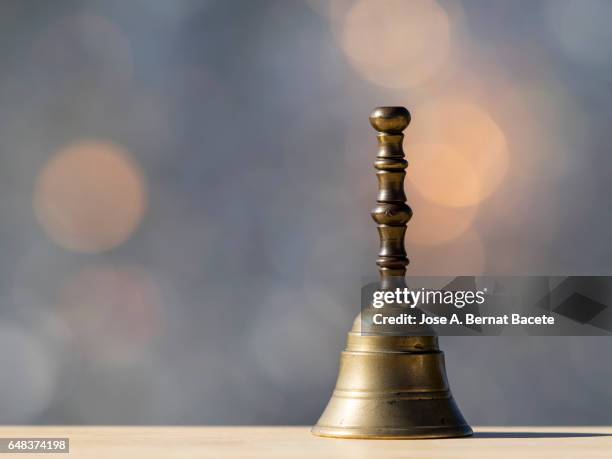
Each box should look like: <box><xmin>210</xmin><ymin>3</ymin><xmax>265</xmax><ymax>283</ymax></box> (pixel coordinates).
<box><xmin>312</xmin><ymin>107</ymin><xmax>472</xmax><ymax>439</ymax></box>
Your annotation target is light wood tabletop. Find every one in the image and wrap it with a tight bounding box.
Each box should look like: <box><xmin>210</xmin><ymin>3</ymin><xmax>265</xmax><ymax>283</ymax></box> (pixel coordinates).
<box><xmin>0</xmin><ymin>426</ymin><xmax>609</xmax><ymax>458</ymax></box>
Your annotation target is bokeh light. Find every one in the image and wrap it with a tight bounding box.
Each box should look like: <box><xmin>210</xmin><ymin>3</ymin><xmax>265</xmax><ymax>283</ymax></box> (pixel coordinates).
<box><xmin>409</xmin><ymin>100</ymin><xmax>508</xmax><ymax>207</ymax></box>
<box><xmin>406</xmin><ymin>196</ymin><xmax>477</xmax><ymax>246</ymax></box>
<box><xmin>340</xmin><ymin>0</ymin><xmax>450</xmax><ymax>89</ymax></box>
<box><xmin>409</xmin><ymin>143</ymin><xmax>481</xmax><ymax>208</ymax></box>
<box><xmin>34</xmin><ymin>141</ymin><xmax>147</xmax><ymax>253</ymax></box>
<box><xmin>0</xmin><ymin>324</ymin><xmax>58</xmax><ymax>423</ymax></box>
<box><xmin>57</xmin><ymin>264</ymin><xmax>163</xmax><ymax>364</ymax></box>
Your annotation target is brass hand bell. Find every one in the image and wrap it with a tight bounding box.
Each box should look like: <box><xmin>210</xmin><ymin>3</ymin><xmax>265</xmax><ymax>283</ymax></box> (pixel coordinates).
<box><xmin>312</xmin><ymin>107</ymin><xmax>472</xmax><ymax>439</ymax></box>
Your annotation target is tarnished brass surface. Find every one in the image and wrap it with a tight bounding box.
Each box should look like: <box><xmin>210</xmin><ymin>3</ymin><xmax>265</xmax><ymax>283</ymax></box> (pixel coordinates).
<box><xmin>312</xmin><ymin>107</ymin><xmax>472</xmax><ymax>439</ymax></box>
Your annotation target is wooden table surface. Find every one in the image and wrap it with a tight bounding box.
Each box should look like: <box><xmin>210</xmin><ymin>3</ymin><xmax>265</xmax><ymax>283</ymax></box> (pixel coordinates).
<box><xmin>0</xmin><ymin>426</ymin><xmax>610</xmax><ymax>458</ymax></box>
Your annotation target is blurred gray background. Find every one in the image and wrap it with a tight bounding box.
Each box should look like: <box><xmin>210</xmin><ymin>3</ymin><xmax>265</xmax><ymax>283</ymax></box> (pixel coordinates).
<box><xmin>0</xmin><ymin>0</ymin><xmax>610</xmax><ymax>425</ymax></box>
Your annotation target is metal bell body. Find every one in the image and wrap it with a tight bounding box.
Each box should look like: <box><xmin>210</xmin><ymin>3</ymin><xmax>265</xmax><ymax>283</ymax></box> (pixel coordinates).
<box><xmin>312</xmin><ymin>324</ymin><xmax>472</xmax><ymax>439</ymax></box>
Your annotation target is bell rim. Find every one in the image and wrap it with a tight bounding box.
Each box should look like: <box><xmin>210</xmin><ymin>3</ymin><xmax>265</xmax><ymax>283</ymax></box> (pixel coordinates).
<box><xmin>311</xmin><ymin>424</ymin><xmax>473</xmax><ymax>440</ymax></box>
